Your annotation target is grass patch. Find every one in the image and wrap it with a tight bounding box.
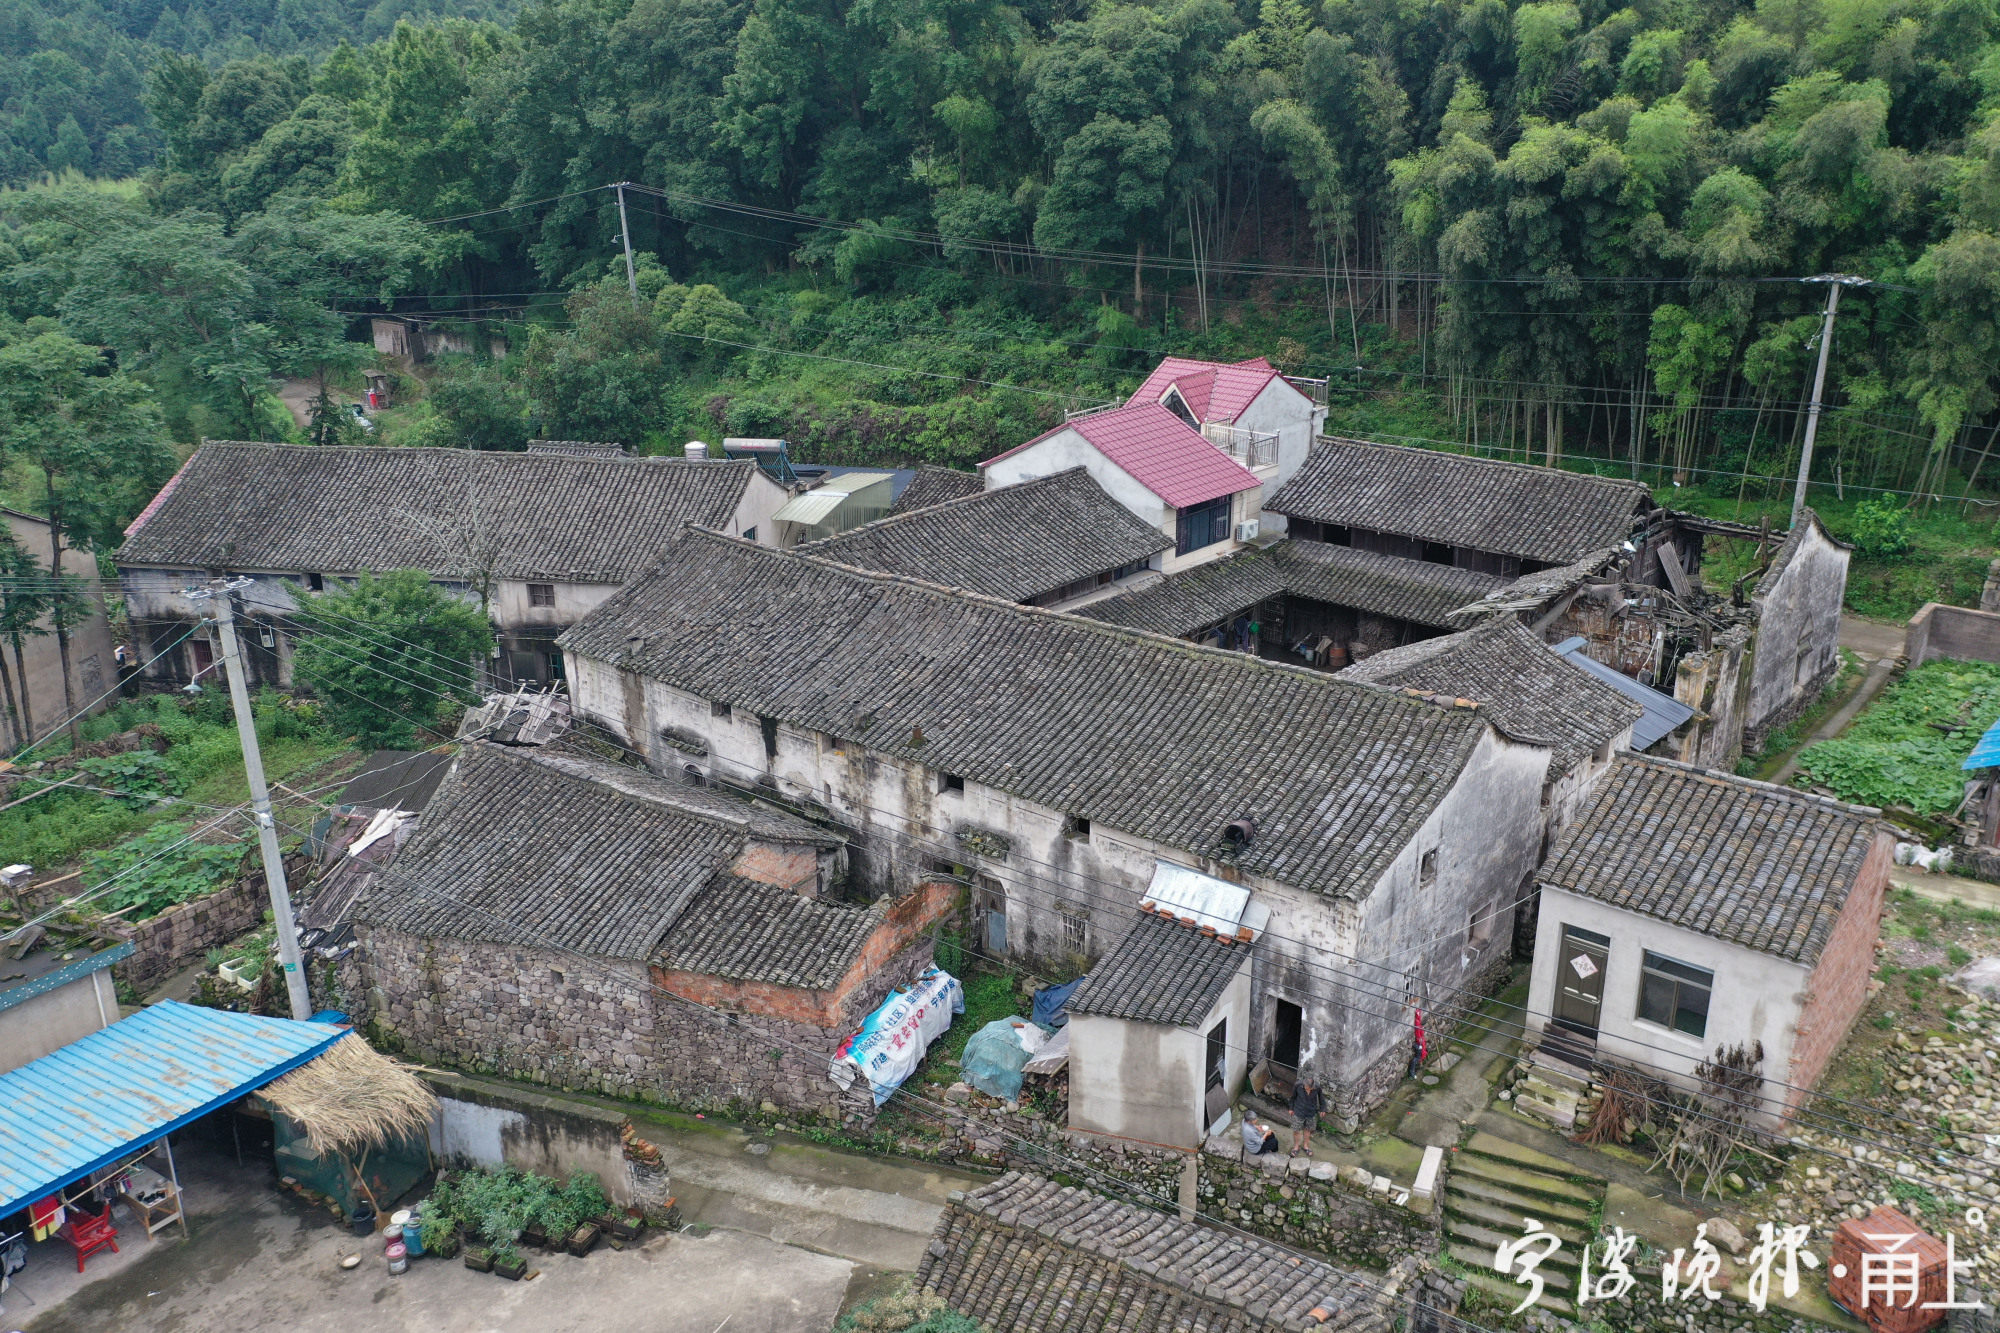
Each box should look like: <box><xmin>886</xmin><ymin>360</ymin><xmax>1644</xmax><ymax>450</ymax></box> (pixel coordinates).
<box><xmin>1743</xmin><ymin>649</ymin><xmax>1864</xmax><ymax>777</ymax></box>
<box><xmin>1792</xmin><ymin>659</ymin><xmax>2000</xmax><ymax>812</ymax></box>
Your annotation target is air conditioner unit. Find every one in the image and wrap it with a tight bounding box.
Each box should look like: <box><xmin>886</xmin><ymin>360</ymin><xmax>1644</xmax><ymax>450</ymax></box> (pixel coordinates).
<box><xmin>1235</xmin><ymin>519</ymin><xmax>1261</xmax><ymax>542</ymax></box>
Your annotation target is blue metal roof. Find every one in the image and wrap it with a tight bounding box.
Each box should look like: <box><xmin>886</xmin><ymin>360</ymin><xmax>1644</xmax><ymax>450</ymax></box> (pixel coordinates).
<box><xmin>0</xmin><ymin>941</ymin><xmax>133</xmax><ymax>1016</ymax></box>
<box><xmin>1963</xmin><ymin>716</ymin><xmax>2000</xmax><ymax>770</ymax></box>
<box><xmin>1552</xmin><ymin>637</ymin><xmax>1695</xmax><ymax>750</ymax></box>
<box><xmin>0</xmin><ymin>1000</ymin><xmax>345</xmax><ymax>1217</ymax></box>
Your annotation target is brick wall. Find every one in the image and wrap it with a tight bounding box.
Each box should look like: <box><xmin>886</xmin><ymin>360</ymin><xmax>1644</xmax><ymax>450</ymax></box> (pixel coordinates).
<box><xmin>1908</xmin><ymin>602</ymin><xmax>2000</xmax><ymax>666</ymax></box>
<box><xmin>729</xmin><ymin>839</ymin><xmax>824</xmax><ymax>895</ymax></box>
<box><xmin>1786</xmin><ymin>830</ymin><xmax>1892</xmax><ymax>1113</ymax></box>
<box><xmin>111</xmin><ymin>874</ymin><xmax>266</xmax><ymax>995</ymax></box>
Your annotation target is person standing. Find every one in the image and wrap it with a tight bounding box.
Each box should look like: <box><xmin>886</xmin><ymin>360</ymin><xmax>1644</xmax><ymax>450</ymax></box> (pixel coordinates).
<box><xmin>1290</xmin><ymin>1074</ymin><xmax>1324</xmax><ymax>1156</ymax></box>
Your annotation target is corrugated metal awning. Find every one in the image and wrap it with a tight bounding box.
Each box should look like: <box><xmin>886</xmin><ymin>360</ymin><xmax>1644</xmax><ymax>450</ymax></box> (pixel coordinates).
<box><xmin>0</xmin><ymin>1001</ymin><xmax>345</xmax><ymax>1217</ymax></box>
<box><xmin>1964</xmin><ymin>716</ymin><xmax>2000</xmax><ymax>770</ymax></box>
<box><xmin>772</xmin><ymin>491</ymin><xmax>849</xmax><ymax>526</ymax></box>
<box><xmin>1552</xmin><ymin>637</ymin><xmax>1693</xmax><ymax>750</ymax></box>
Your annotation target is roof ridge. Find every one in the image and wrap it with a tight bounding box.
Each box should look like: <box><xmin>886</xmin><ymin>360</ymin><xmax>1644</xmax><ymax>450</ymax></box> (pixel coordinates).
<box><xmin>467</xmin><ymin>740</ymin><xmax>823</xmax><ymax>840</ymax></box>
<box><xmin>194</xmin><ymin>440</ymin><xmax>749</xmax><ymax>470</ymax></box>
<box><xmin>1317</xmin><ymin>436</ymin><xmax>1650</xmax><ymax>493</ymax></box>
<box><xmin>694</xmin><ymin>529</ymin><xmax>1489</xmax><ymax>725</ymax></box>
<box><xmin>1616</xmin><ymin>751</ymin><xmax>1885</xmax><ymax>820</ymax></box>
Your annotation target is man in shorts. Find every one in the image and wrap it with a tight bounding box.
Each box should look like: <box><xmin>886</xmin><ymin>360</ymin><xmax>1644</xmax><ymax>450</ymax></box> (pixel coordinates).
<box><xmin>1290</xmin><ymin>1074</ymin><xmax>1324</xmax><ymax>1155</ymax></box>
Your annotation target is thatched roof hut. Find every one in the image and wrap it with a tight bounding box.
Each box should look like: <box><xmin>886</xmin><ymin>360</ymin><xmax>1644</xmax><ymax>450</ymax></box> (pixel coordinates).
<box><xmin>260</xmin><ymin>1034</ymin><xmax>437</xmax><ymax>1158</ymax></box>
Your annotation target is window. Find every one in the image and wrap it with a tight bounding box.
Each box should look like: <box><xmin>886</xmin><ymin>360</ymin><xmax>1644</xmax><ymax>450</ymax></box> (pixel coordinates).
<box><xmin>1638</xmin><ymin>951</ymin><xmax>1713</xmax><ymax>1038</ymax></box>
<box><xmin>529</xmin><ymin>583</ymin><xmax>556</xmax><ymax>607</ymax></box>
<box><xmin>940</xmin><ymin>772</ymin><xmax>965</xmax><ymax>795</ymax></box>
<box><xmin>1419</xmin><ymin>848</ymin><xmax>1438</xmax><ymax>889</ymax></box>
<box><xmin>1063</xmin><ymin>814</ymin><xmax>1090</xmax><ymax>841</ymax></box>
<box><xmin>306</xmin><ymin>572</ymin><xmax>324</xmax><ymax>592</ymax></box>
<box><xmin>743</xmin><ymin>526</ymin><xmax>757</xmax><ymax>543</ymax></box>
<box><xmin>1163</xmin><ymin>388</ymin><xmax>1200</xmax><ymax>429</ymax></box>
<box><xmin>1061</xmin><ymin>911</ymin><xmax>1088</xmax><ymax>955</ymax></box>
<box><xmin>759</xmin><ymin>715</ymin><xmax>779</xmax><ymax>760</ymax></box>
<box><xmin>1175</xmin><ymin>495</ymin><xmax>1234</xmax><ymax>554</ymax></box>
<box><xmin>1467</xmin><ymin>902</ymin><xmax>1497</xmax><ymax>948</ymax></box>
<box><xmin>712</xmin><ymin>700</ymin><xmax>733</xmax><ymax>719</ymax></box>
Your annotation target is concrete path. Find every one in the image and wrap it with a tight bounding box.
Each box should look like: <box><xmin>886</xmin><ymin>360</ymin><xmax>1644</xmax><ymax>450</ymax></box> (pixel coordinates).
<box><xmin>632</xmin><ymin>1110</ymin><xmax>985</xmax><ymax>1271</ymax></box>
<box><xmin>1840</xmin><ymin>614</ymin><xmax>1906</xmax><ymax>661</ymax></box>
<box><xmin>1892</xmin><ymin>868</ymin><xmax>2000</xmax><ymax>911</ymax></box>
<box><xmin>1767</xmin><ymin>653</ymin><xmax>1898</xmax><ymax>786</ymax></box>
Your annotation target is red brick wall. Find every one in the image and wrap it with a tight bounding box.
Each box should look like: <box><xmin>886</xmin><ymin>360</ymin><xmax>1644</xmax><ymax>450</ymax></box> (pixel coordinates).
<box><xmin>653</xmin><ymin>879</ymin><xmax>963</xmax><ymax>1028</ymax></box>
<box><xmin>1786</xmin><ymin>829</ymin><xmax>1892</xmax><ymax>1114</ymax></box>
<box><xmin>729</xmin><ymin>839</ymin><xmax>822</xmax><ymax>895</ymax></box>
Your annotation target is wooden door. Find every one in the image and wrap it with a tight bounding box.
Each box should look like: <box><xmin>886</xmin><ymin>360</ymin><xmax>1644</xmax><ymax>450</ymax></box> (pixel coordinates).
<box><xmin>1553</xmin><ymin>926</ymin><xmax>1610</xmax><ymax>1037</ymax></box>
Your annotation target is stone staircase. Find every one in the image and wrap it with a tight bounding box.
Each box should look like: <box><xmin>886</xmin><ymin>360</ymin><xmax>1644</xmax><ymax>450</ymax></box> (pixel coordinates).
<box><xmin>1442</xmin><ymin>1132</ymin><xmax>1606</xmax><ymax>1317</ymax></box>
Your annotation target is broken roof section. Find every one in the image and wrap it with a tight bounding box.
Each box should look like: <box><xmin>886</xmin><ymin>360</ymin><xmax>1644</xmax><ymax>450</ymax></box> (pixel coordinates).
<box><xmin>1075</xmin><ymin>541</ymin><xmax>1509</xmax><ymax>637</ymax></box>
<box><xmin>1340</xmin><ymin>618</ymin><xmax>1642</xmax><ymax>777</ymax></box>
<box><xmin>118</xmin><ymin>442</ymin><xmax>763</xmax><ymax>584</ymax></box>
<box><xmin>981</xmin><ymin>402</ymin><xmax>1261</xmax><ymax>508</ymax></box>
<box><xmin>798</xmin><ymin>468</ymin><xmax>1169</xmax><ymax>603</ymax></box>
<box><xmin>560</xmin><ymin>531</ymin><xmax>1502</xmax><ymax>898</ymax></box>
<box><xmin>918</xmin><ymin>1172</ymin><xmax>1395</xmax><ymax>1333</ymax></box>
<box><xmin>1550</xmin><ymin>636</ymin><xmax>1694</xmax><ymax>750</ymax></box>
<box><xmin>1541</xmin><ymin>753</ymin><xmax>1884</xmax><ymax>964</ymax></box>
<box><xmin>1268</xmin><ymin>438</ymin><xmax>1650</xmax><ymax>565</ymax></box>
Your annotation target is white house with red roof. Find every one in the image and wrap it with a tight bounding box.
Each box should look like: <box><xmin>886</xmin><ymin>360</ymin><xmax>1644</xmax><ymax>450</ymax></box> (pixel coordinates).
<box><xmin>979</xmin><ymin>357</ymin><xmax>1327</xmax><ymax>573</ymax></box>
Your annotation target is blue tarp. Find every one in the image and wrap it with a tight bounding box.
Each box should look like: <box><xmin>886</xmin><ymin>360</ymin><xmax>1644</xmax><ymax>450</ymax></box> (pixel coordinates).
<box><xmin>0</xmin><ymin>1000</ymin><xmax>346</xmax><ymax>1218</ymax></box>
<box><xmin>1964</xmin><ymin>716</ymin><xmax>2000</xmax><ymax>770</ymax></box>
<box><xmin>1032</xmin><ymin>977</ymin><xmax>1085</xmax><ymax>1029</ymax></box>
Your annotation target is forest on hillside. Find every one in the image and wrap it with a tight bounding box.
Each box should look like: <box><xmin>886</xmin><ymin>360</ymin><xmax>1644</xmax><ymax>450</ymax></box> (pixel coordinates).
<box><xmin>3</xmin><ymin>0</ymin><xmax>2000</xmax><ymax>613</ymax></box>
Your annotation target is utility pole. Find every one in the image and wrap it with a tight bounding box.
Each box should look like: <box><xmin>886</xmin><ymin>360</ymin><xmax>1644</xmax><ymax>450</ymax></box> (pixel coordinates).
<box><xmin>194</xmin><ymin>579</ymin><xmax>311</xmax><ymax>1021</ymax></box>
<box><xmin>615</xmin><ymin>182</ymin><xmax>640</xmax><ymax>308</ymax></box>
<box><xmin>1792</xmin><ymin>274</ymin><xmax>1869</xmax><ymax>527</ymax></box>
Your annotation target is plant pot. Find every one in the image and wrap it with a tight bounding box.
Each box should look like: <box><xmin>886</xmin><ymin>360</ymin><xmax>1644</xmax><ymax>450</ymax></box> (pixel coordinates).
<box><xmin>427</xmin><ymin>1231</ymin><xmax>460</xmax><ymax>1260</ymax></box>
<box><xmin>599</xmin><ymin>1212</ymin><xmax>642</xmax><ymax>1241</ymax></box>
<box><xmin>566</xmin><ymin>1223</ymin><xmax>601</xmax><ymax>1257</ymax></box>
<box><xmin>494</xmin><ymin>1256</ymin><xmax>527</xmax><ymax>1280</ymax></box>
<box><xmin>463</xmin><ymin>1247</ymin><xmax>493</xmax><ymax>1273</ymax></box>
<box><xmin>520</xmin><ymin>1222</ymin><xmax>548</xmax><ymax>1250</ymax></box>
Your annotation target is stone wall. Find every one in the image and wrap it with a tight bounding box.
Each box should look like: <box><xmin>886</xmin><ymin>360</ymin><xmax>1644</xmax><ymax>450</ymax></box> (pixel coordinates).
<box><xmin>423</xmin><ymin>1070</ymin><xmax>673</xmax><ymax>1217</ymax></box>
<box><xmin>1908</xmin><ymin>602</ymin><xmax>2000</xmax><ymax>667</ymax></box>
<box><xmin>111</xmin><ymin>872</ymin><xmax>266</xmax><ymax>994</ymax></box>
<box><xmin>356</xmin><ymin>926</ymin><xmax>880</xmax><ymax>1128</ymax></box>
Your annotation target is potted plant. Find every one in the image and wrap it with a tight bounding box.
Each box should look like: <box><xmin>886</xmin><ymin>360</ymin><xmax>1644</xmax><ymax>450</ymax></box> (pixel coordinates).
<box><xmin>565</xmin><ymin>1220</ymin><xmax>601</xmax><ymax>1257</ymax></box>
<box><xmin>520</xmin><ymin>1219</ymin><xmax>549</xmax><ymax>1250</ymax></box>
<box><xmin>419</xmin><ymin>1211</ymin><xmax>460</xmax><ymax>1259</ymax></box>
<box><xmin>492</xmin><ymin>1243</ymin><xmax>527</xmax><ymax>1280</ymax></box>
<box><xmin>462</xmin><ymin>1244</ymin><xmax>493</xmax><ymax>1273</ymax></box>
<box><xmin>601</xmin><ymin>1209</ymin><xmax>642</xmax><ymax>1242</ymax></box>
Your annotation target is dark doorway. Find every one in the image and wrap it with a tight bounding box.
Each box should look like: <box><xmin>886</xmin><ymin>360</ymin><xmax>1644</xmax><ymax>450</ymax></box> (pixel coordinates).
<box><xmin>1204</xmin><ymin>1018</ymin><xmax>1231</xmax><ymax>1134</ymax></box>
<box><xmin>1553</xmin><ymin>926</ymin><xmax>1610</xmax><ymax>1038</ymax></box>
<box><xmin>976</xmin><ymin>876</ymin><xmax>1006</xmax><ymax>954</ymax></box>
<box><xmin>1270</xmin><ymin>999</ymin><xmax>1303</xmax><ymax>1071</ymax></box>
<box><xmin>190</xmin><ymin>639</ymin><xmax>214</xmax><ymax>678</ymax></box>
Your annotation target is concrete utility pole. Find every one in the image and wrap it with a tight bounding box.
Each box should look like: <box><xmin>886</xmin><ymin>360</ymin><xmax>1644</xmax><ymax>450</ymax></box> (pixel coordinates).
<box><xmin>197</xmin><ymin>579</ymin><xmax>311</xmax><ymax>1021</ymax></box>
<box><xmin>1792</xmin><ymin>274</ymin><xmax>1870</xmax><ymax>527</ymax></box>
<box><xmin>615</xmin><ymin>182</ymin><xmax>640</xmax><ymax>308</ymax></box>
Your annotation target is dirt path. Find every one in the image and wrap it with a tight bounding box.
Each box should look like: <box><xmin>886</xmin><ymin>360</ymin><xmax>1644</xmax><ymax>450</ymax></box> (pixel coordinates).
<box><xmin>276</xmin><ymin>378</ymin><xmax>360</xmax><ymax>431</ymax></box>
<box><xmin>1840</xmin><ymin>614</ymin><xmax>1906</xmax><ymax>661</ymax></box>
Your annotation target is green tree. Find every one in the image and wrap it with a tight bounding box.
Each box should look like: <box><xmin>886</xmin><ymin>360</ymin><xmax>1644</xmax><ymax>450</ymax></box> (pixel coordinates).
<box><xmin>289</xmin><ymin>570</ymin><xmax>492</xmax><ymax>747</ymax></box>
<box><xmin>0</xmin><ymin>331</ymin><xmax>174</xmax><ymax>743</ymax></box>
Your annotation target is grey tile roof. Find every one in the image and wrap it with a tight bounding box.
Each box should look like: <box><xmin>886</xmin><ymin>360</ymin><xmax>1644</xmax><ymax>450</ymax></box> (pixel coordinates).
<box><xmin>890</xmin><ymin>466</ymin><xmax>985</xmax><ymax>515</ymax></box>
<box><xmin>117</xmin><ymin>442</ymin><xmax>759</xmax><ymax>583</ymax></box>
<box><xmin>1069</xmin><ymin>909</ymin><xmax>1248</xmax><ymax>1025</ymax></box>
<box><xmin>918</xmin><ymin>1173</ymin><xmax>1394</xmax><ymax>1333</ymax></box>
<box><xmin>531</xmin><ymin>746</ymin><xmax>845</xmax><ymax>846</ymax></box>
<box><xmin>337</xmin><ymin>749</ymin><xmax>454</xmax><ymax>812</ymax></box>
<box><xmin>524</xmin><ymin>440</ymin><xmax>628</xmax><ymax>456</ymax></box>
<box><xmin>1074</xmin><ymin>541</ymin><xmax>1508</xmax><ymax>637</ymax></box>
<box><xmin>1271</xmin><ymin>542</ymin><xmax>1511</xmax><ymax>629</ymax></box>
<box><xmin>559</xmin><ymin>531</ymin><xmax>1494</xmax><ymax>898</ymax></box>
<box><xmin>1540</xmin><ymin>754</ymin><xmax>1885</xmax><ymax>964</ymax></box>
<box><xmin>798</xmin><ymin>468</ymin><xmax>1171</xmax><ymax>603</ymax></box>
<box><xmin>1451</xmin><ymin>549</ymin><xmax>1623</xmax><ymax>621</ymax></box>
<box><xmin>1339</xmin><ymin>618</ymin><xmax>1641</xmax><ymax>776</ymax></box>
<box><xmin>355</xmin><ymin>744</ymin><xmax>763</xmax><ymax>959</ymax></box>
<box><xmin>1074</xmin><ymin>548</ymin><xmax>1286</xmax><ymax>636</ymax></box>
<box><xmin>1268</xmin><ymin>439</ymin><xmax>1650</xmax><ymax>564</ymax></box>
<box><xmin>657</xmin><ymin>875</ymin><xmax>883</xmax><ymax>988</ymax></box>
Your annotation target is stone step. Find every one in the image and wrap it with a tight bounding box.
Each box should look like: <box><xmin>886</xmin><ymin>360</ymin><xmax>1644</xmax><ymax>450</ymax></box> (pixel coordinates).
<box><xmin>1461</xmin><ymin>1132</ymin><xmax>1606</xmax><ymax>1184</ymax></box>
<box><xmin>1461</xmin><ymin>1267</ymin><xmax>1576</xmax><ymax>1318</ymax></box>
<box><xmin>1449</xmin><ymin>1156</ymin><xmax>1600</xmax><ymax>1210</ymax></box>
<box><xmin>1444</xmin><ymin>1178</ymin><xmax>1594</xmax><ymax>1230</ymax></box>
<box><xmin>1443</xmin><ymin>1193</ymin><xmax>1591</xmax><ymax>1248</ymax></box>
<box><xmin>1513</xmin><ymin>1092</ymin><xmax>1578</xmax><ymax>1132</ymax></box>
<box><xmin>1527</xmin><ymin>1052</ymin><xmax>1592</xmax><ymax>1092</ymax></box>
<box><xmin>1445</xmin><ymin>1219</ymin><xmax>1585</xmax><ymax>1278</ymax></box>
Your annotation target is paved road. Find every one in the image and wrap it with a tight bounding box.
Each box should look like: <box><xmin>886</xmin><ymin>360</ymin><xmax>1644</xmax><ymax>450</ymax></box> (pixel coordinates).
<box><xmin>1840</xmin><ymin>614</ymin><xmax>1906</xmax><ymax>661</ymax></box>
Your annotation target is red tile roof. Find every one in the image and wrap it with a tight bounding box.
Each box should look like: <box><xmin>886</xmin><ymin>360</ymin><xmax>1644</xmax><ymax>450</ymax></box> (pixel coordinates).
<box><xmin>980</xmin><ymin>402</ymin><xmax>1261</xmax><ymax>509</ymax></box>
<box><xmin>1129</xmin><ymin>356</ymin><xmax>1289</xmax><ymax>423</ymax></box>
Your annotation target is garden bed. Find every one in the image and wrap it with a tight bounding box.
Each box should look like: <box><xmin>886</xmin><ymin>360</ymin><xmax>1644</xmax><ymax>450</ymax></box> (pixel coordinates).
<box><xmin>1792</xmin><ymin>658</ymin><xmax>2000</xmax><ymax>816</ymax></box>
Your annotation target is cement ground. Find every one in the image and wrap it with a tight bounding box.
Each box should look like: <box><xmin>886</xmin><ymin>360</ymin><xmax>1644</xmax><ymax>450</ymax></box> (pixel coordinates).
<box><xmin>8</xmin><ymin>1107</ymin><xmax>982</xmax><ymax>1333</ymax></box>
